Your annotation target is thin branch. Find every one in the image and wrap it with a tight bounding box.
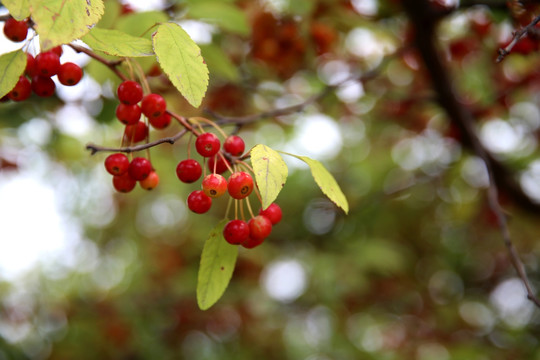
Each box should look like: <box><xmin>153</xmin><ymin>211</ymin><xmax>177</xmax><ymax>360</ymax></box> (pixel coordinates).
<box><xmin>402</xmin><ymin>0</ymin><xmax>540</xmax><ymax>307</ymax></box>
<box><xmin>496</xmin><ymin>14</ymin><xmax>540</xmax><ymax>63</ymax></box>
<box><xmin>68</xmin><ymin>43</ymin><xmax>128</xmax><ymax>81</ymax></box>
<box><xmin>86</xmin><ymin>129</ymin><xmax>187</xmax><ymax>155</ymax></box>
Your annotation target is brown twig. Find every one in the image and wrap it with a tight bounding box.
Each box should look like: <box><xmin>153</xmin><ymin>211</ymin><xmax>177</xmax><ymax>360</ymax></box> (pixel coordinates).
<box><xmin>86</xmin><ymin>129</ymin><xmax>187</xmax><ymax>155</ymax></box>
<box><xmin>496</xmin><ymin>13</ymin><xmax>540</xmax><ymax>62</ymax></box>
<box><xmin>402</xmin><ymin>0</ymin><xmax>540</xmax><ymax>307</ymax></box>
<box><xmin>68</xmin><ymin>43</ymin><xmax>128</xmax><ymax>81</ymax></box>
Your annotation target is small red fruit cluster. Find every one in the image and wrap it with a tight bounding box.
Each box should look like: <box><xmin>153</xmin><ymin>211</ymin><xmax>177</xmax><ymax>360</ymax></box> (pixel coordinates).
<box><xmin>3</xmin><ymin>17</ymin><xmax>83</xmax><ymax>102</ymax></box>
<box><xmin>105</xmin><ymin>153</ymin><xmax>159</xmax><ymax>192</ymax></box>
<box><xmin>116</xmin><ymin>80</ymin><xmax>170</xmax><ymax>144</ymax></box>
<box><xmin>175</xmin><ymin>132</ymin><xmax>280</xmax><ymax>248</ymax></box>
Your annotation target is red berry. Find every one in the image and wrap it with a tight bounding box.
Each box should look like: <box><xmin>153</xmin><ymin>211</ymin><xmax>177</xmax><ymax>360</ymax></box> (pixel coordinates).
<box><xmin>25</xmin><ymin>53</ymin><xmax>36</xmax><ymax>77</ymax></box>
<box><xmin>202</xmin><ymin>174</ymin><xmax>227</xmax><ymax>198</ymax></box>
<box><xmin>117</xmin><ymin>81</ymin><xmax>143</xmax><ymax>105</ymax></box>
<box><xmin>57</xmin><ymin>62</ymin><xmax>83</xmax><ymax>86</ymax></box>
<box><xmin>176</xmin><ymin>159</ymin><xmax>202</xmax><ymax>183</ymax></box>
<box><xmin>8</xmin><ymin>76</ymin><xmax>31</xmax><ymax>101</ymax></box>
<box><xmin>128</xmin><ymin>157</ymin><xmax>152</xmax><ymax>181</ymax></box>
<box><xmin>208</xmin><ymin>155</ymin><xmax>230</xmax><ymax>174</ymax></box>
<box><xmin>3</xmin><ymin>18</ymin><xmax>28</xmax><ymax>42</ymax></box>
<box><xmin>248</xmin><ymin>215</ymin><xmax>272</xmax><ymax>241</ymax></box>
<box><xmin>113</xmin><ymin>173</ymin><xmax>137</xmax><ymax>193</ymax></box>
<box><xmin>223</xmin><ymin>220</ymin><xmax>250</xmax><ymax>245</ymax></box>
<box><xmin>241</xmin><ymin>236</ymin><xmax>265</xmax><ymax>249</ymax></box>
<box><xmin>224</xmin><ymin>135</ymin><xmax>245</xmax><ymax>156</ymax></box>
<box><xmin>35</xmin><ymin>51</ymin><xmax>60</xmax><ymax>77</ymax></box>
<box><xmin>124</xmin><ymin>121</ymin><xmax>148</xmax><ymax>143</ymax></box>
<box><xmin>141</xmin><ymin>93</ymin><xmax>166</xmax><ymax>118</ymax></box>
<box><xmin>51</xmin><ymin>46</ymin><xmax>63</xmax><ymax>57</ymax></box>
<box><xmin>105</xmin><ymin>153</ymin><xmax>130</xmax><ymax>176</ymax></box>
<box><xmin>116</xmin><ymin>103</ymin><xmax>141</xmax><ymax>125</ymax></box>
<box><xmin>31</xmin><ymin>75</ymin><xmax>55</xmax><ymax>97</ymax></box>
<box><xmin>187</xmin><ymin>190</ymin><xmax>212</xmax><ymax>214</ymax></box>
<box><xmin>149</xmin><ymin>112</ymin><xmax>171</xmax><ymax>129</ymax></box>
<box><xmin>227</xmin><ymin>171</ymin><xmax>254</xmax><ymax>199</ymax></box>
<box><xmin>195</xmin><ymin>133</ymin><xmax>221</xmax><ymax>157</ymax></box>
<box><xmin>140</xmin><ymin>171</ymin><xmax>160</xmax><ymax>190</ymax></box>
<box><xmin>259</xmin><ymin>203</ymin><xmax>282</xmax><ymax>225</ymax></box>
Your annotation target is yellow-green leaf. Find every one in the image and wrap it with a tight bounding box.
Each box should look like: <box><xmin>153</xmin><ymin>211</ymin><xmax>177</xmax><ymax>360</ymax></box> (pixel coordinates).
<box><xmin>284</xmin><ymin>153</ymin><xmax>349</xmax><ymax>214</ymax></box>
<box><xmin>188</xmin><ymin>2</ymin><xmax>249</xmax><ymax>35</ymax></box>
<box><xmin>3</xmin><ymin>0</ymin><xmax>31</xmax><ymax>20</ymax></box>
<box><xmin>0</xmin><ymin>50</ymin><xmax>26</xmax><ymax>98</ymax></box>
<box><xmin>197</xmin><ymin>219</ymin><xmax>238</xmax><ymax>310</ymax></box>
<box><xmin>153</xmin><ymin>22</ymin><xmax>209</xmax><ymax>108</ymax></box>
<box><xmin>82</xmin><ymin>28</ymin><xmax>154</xmax><ymax>57</ymax></box>
<box><xmin>251</xmin><ymin>144</ymin><xmax>288</xmax><ymax>210</ymax></box>
<box><xmin>30</xmin><ymin>0</ymin><xmax>105</xmax><ymax>51</ymax></box>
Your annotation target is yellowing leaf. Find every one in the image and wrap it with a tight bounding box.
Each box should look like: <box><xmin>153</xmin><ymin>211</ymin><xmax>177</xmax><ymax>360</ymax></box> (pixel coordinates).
<box><xmin>83</xmin><ymin>28</ymin><xmax>154</xmax><ymax>57</ymax></box>
<box><xmin>251</xmin><ymin>144</ymin><xmax>288</xmax><ymax>210</ymax></box>
<box><xmin>2</xmin><ymin>0</ymin><xmax>31</xmax><ymax>20</ymax></box>
<box><xmin>284</xmin><ymin>153</ymin><xmax>349</xmax><ymax>214</ymax></box>
<box><xmin>0</xmin><ymin>50</ymin><xmax>26</xmax><ymax>98</ymax></box>
<box><xmin>197</xmin><ymin>220</ymin><xmax>238</xmax><ymax>310</ymax></box>
<box><xmin>153</xmin><ymin>23</ymin><xmax>209</xmax><ymax>108</ymax></box>
<box><xmin>30</xmin><ymin>0</ymin><xmax>105</xmax><ymax>51</ymax></box>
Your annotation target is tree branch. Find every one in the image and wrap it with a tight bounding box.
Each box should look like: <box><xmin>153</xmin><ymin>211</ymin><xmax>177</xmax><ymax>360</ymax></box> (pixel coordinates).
<box><xmin>496</xmin><ymin>13</ymin><xmax>540</xmax><ymax>62</ymax></box>
<box><xmin>68</xmin><ymin>43</ymin><xmax>128</xmax><ymax>81</ymax></box>
<box><xmin>86</xmin><ymin>129</ymin><xmax>187</xmax><ymax>155</ymax></box>
<box><xmin>402</xmin><ymin>0</ymin><xmax>540</xmax><ymax>307</ymax></box>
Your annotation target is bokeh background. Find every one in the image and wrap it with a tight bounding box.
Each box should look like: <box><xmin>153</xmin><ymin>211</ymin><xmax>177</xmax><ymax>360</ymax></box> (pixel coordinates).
<box><xmin>2</xmin><ymin>0</ymin><xmax>540</xmax><ymax>359</ymax></box>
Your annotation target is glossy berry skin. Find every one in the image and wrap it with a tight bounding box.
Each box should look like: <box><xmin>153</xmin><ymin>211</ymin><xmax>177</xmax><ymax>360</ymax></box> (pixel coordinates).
<box><xmin>259</xmin><ymin>203</ymin><xmax>282</xmax><ymax>225</ymax></box>
<box><xmin>195</xmin><ymin>133</ymin><xmax>221</xmax><ymax>157</ymax></box>
<box><xmin>104</xmin><ymin>153</ymin><xmax>130</xmax><ymax>176</ymax></box>
<box><xmin>116</xmin><ymin>104</ymin><xmax>141</xmax><ymax>125</ymax></box>
<box><xmin>241</xmin><ymin>236</ymin><xmax>265</xmax><ymax>249</ymax></box>
<box><xmin>224</xmin><ymin>135</ymin><xmax>245</xmax><ymax>156</ymax></box>
<box><xmin>51</xmin><ymin>46</ymin><xmax>63</xmax><ymax>57</ymax></box>
<box><xmin>113</xmin><ymin>173</ymin><xmax>137</xmax><ymax>193</ymax></box>
<box><xmin>223</xmin><ymin>220</ymin><xmax>250</xmax><ymax>245</ymax></box>
<box><xmin>149</xmin><ymin>112</ymin><xmax>171</xmax><ymax>129</ymax></box>
<box><xmin>141</xmin><ymin>93</ymin><xmax>166</xmax><ymax>118</ymax></box>
<box><xmin>248</xmin><ymin>215</ymin><xmax>272</xmax><ymax>241</ymax></box>
<box><xmin>3</xmin><ymin>18</ymin><xmax>28</xmax><ymax>42</ymax></box>
<box><xmin>227</xmin><ymin>171</ymin><xmax>254</xmax><ymax>199</ymax></box>
<box><xmin>8</xmin><ymin>76</ymin><xmax>31</xmax><ymax>101</ymax></box>
<box><xmin>57</xmin><ymin>62</ymin><xmax>83</xmax><ymax>86</ymax></box>
<box><xmin>25</xmin><ymin>53</ymin><xmax>36</xmax><ymax>77</ymax></box>
<box><xmin>202</xmin><ymin>174</ymin><xmax>227</xmax><ymax>198</ymax></box>
<box><xmin>124</xmin><ymin>121</ymin><xmax>148</xmax><ymax>143</ymax></box>
<box><xmin>128</xmin><ymin>157</ymin><xmax>152</xmax><ymax>181</ymax></box>
<box><xmin>117</xmin><ymin>81</ymin><xmax>143</xmax><ymax>105</ymax></box>
<box><xmin>31</xmin><ymin>76</ymin><xmax>55</xmax><ymax>97</ymax></box>
<box><xmin>176</xmin><ymin>159</ymin><xmax>202</xmax><ymax>183</ymax></box>
<box><xmin>208</xmin><ymin>155</ymin><xmax>230</xmax><ymax>174</ymax></box>
<box><xmin>140</xmin><ymin>171</ymin><xmax>159</xmax><ymax>190</ymax></box>
<box><xmin>35</xmin><ymin>51</ymin><xmax>61</xmax><ymax>77</ymax></box>
<box><xmin>187</xmin><ymin>190</ymin><xmax>212</xmax><ymax>214</ymax></box>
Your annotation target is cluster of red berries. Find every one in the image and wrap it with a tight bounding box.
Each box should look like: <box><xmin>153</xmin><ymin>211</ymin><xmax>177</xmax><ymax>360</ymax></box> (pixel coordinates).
<box><xmin>3</xmin><ymin>17</ymin><xmax>84</xmax><ymax>101</ymax></box>
<box><xmin>116</xmin><ymin>80</ymin><xmax>170</xmax><ymax>143</ymax></box>
<box><xmin>176</xmin><ymin>133</ymin><xmax>281</xmax><ymax>248</ymax></box>
<box><xmin>105</xmin><ymin>153</ymin><xmax>159</xmax><ymax>192</ymax></box>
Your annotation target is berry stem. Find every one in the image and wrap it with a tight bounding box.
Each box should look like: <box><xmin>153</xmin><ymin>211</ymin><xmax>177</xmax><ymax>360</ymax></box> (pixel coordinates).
<box><xmin>224</xmin><ymin>196</ymin><xmax>233</xmax><ymax>220</ymax></box>
<box><xmin>190</xmin><ymin>117</ymin><xmax>228</xmax><ymax>139</ymax></box>
<box><xmin>168</xmin><ymin>111</ymin><xmax>200</xmax><ymax>136</ymax></box>
<box><xmin>245</xmin><ymin>196</ymin><xmax>255</xmax><ymax>218</ymax></box>
<box><xmin>68</xmin><ymin>43</ymin><xmax>127</xmax><ymax>81</ymax></box>
<box><xmin>219</xmin><ymin>152</ymin><xmax>235</xmax><ymax>173</ymax></box>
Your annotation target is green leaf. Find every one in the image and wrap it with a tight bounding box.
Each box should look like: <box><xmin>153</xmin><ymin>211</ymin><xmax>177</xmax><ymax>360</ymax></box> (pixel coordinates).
<box><xmin>197</xmin><ymin>219</ymin><xmax>238</xmax><ymax>310</ymax></box>
<box><xmin>29</xmin><ymin>0</ymin><xmax>105</xmax><ymax>51</ymax></box>
<box><xmin>152</xmin><ymin>22</ymin><xmax>209</xmax><ymax>108</ymax></box>
<box><xmin>283</xmin><ymin>153</ymin><xmax>349</xmax><ymax>214</ymax></box>
<box><xmin>251</xmin><ymin>144</ymin><xmax>288</xmax><ymax>210</ymax></box>
<box><xmin>0</xmin><ymin>50</ymin><xmax>27</xmax><ymax>98</ymax></box>
<box><xmin>82</xmin><ymin>28</ymin><xmax>154</xmax><ymax>57</ymax></box>
<box><xmin>200</xmin><ymin>44</ymin><xmax>239</xmax><ymax>81</ymax></box>
<box><xmin>188</xmin><ymin>2</ymin><xmax>249</xmax><ymax>35</ymax></box>
<box><xmin>2</xmin><ymin>0</ymin><xmax>31</xmax><ymax>20</ymax></box>
<box><xmin>115</xmin><ymin>11</ymin><xmax>167</xmax><ymax>39</ymax></box>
